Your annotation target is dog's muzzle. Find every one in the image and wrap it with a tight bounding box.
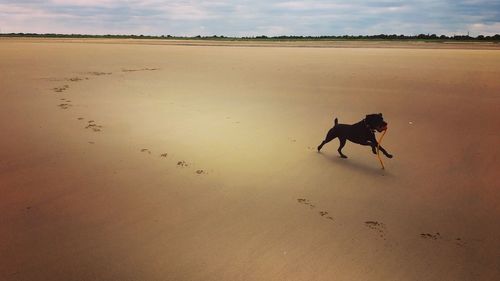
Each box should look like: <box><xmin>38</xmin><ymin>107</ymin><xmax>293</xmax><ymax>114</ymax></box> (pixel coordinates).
<box><xmin>376</xmin><ymin>123</ymin><xmax>388</xmax><ymax>132</ymax></box>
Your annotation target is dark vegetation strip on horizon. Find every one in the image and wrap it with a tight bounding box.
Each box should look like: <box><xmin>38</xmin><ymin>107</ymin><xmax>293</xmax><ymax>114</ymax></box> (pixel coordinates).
<box><xmin>1</xmin><ymin>33</ymin><xmax>500</xmax><ymax>42</ymax></box>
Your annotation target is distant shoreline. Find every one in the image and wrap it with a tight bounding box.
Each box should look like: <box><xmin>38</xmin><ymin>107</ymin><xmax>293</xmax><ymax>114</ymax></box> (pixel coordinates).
<box><xmin>1</xmin><ymin>37</ymin><xmax>499</xmax><ymax>50</ymax></box>
<box><xmin>1</xmin><ymin>33</ymin><xmax>499</xmax><ymax>42</ymax></box>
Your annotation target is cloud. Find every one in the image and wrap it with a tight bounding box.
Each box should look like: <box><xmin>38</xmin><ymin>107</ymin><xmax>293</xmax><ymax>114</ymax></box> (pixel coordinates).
<box><xmin>0</xmin><ymin>0</ymin><xmax>498</xmax><ymax>36</ymax></box>
<box><xmin>468</xmin><ymin>22</ymin><xmax>500</xmax><ymax>35</ymax></box>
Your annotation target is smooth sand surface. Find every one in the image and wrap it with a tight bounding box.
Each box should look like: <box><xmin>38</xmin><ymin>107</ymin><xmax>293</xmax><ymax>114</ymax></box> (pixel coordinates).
<box><xmin>1</xmin><ymin>39</ymin><xmax>499</xmax><ymax>281</ymax></box>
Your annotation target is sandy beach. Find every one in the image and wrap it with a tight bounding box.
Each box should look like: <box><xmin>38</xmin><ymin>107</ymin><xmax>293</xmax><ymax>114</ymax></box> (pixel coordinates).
<box><xmin>1</xmin><ymin>38</ymin><xmax>499</xmax><ymax>281</ymax></box>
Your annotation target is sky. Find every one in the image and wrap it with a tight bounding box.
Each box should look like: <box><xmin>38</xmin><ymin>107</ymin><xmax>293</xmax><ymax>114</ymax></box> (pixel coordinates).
<box><xmin>0</xmin><ymin>0</ymin><xmax>499</xmax><ymax>36</ymax></box>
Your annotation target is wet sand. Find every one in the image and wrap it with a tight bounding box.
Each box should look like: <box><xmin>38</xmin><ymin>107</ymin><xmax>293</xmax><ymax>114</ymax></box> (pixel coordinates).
<box><xmin>1</xmin><ymin>38</ymin><xmax>499</xmax><ymax>280</ymax></box>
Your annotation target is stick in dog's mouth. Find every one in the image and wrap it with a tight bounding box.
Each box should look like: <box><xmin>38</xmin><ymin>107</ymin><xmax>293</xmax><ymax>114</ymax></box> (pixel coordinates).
<box><xmin>377</xmin><ymin>124</ymin><xmax>388</xmax><ymax>132</ymax></box>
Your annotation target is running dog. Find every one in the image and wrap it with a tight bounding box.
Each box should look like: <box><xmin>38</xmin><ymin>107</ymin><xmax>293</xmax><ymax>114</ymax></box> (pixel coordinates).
<box><xmin>317</xmin><ymin>113</ymin><xmax>393</xmax><ymax>159</ymax></box>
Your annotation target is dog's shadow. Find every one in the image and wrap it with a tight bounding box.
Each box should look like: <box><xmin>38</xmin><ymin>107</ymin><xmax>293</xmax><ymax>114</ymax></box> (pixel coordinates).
<box><xmin>318</xmin><ymin>152</ymin><xmax>392</xmax><ymax>177</ymax></box>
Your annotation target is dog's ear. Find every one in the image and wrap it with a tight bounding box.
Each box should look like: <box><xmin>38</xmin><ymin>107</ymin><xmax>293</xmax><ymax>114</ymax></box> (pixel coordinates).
<box><xmin>378</xmin><ymin>113</ymin><xmax>383</xmax><ymax>117</ymax></box>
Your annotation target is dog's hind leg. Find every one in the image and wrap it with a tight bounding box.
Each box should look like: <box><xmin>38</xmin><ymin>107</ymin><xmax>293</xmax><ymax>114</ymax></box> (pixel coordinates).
<box><xmin>317</xmin><ymin>140</ymin><xmax>329</xmax><ymax>152</ymax></box>
<box><xmin>337</xmin><ymin>137</ymin><xmax>348</xmax><ymax>158</ymax></box>
<box><xmin>317</xmin><ymin>129</ymin><xmax>337</xmax><ymax>152</ymax></box>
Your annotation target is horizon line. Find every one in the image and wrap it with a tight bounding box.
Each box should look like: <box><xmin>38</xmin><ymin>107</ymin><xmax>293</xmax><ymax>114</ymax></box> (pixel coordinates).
<box><xmin>1</xmin><ymin>32</ymin><xmax>499</xmax><ymax>40</ymax></box>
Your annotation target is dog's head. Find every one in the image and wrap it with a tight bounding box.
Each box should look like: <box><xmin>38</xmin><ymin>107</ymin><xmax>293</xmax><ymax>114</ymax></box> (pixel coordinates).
<box><xmin>365</xmin><ymin>113</ymin><xmax>387</xmax><ymax>132</ymax></box>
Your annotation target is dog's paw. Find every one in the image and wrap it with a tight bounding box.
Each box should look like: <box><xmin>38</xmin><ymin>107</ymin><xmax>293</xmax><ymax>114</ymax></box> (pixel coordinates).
<box><xmin>340</xmin><ymin>155</ymin><xmax>348</xmax><ymax>159</ymax></box>
<box><xmin>386</xmin><ymin>154</ymin><xmax>393</xmax><ymax>159</ymax></box>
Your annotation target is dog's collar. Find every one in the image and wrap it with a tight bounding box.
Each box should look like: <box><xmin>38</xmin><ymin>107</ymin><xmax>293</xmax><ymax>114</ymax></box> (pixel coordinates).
<box><xmin>363</xmin><ymin>119</ymin><xmax>376</xmax><ymax>133</ymax></box>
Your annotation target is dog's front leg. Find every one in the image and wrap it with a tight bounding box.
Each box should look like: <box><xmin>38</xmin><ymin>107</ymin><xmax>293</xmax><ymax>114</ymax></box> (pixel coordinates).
<box><xmin>369</xmin><ymin>136</ymin><xmax>393</xmax><ymax>158</ymax></box>
<box><xmin>377</xmin><ymin>145</ymin><xmax>393</xmax><ymax>158</ymax></box>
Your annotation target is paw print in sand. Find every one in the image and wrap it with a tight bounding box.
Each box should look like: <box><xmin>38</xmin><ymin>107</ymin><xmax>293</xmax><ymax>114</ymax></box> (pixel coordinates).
<box><xmin>319</xmin><ymin>211</ymin><xmax>334</xmax><ymax>220</ymax></box>
<box><xmin>67</xmin><ymin>77</ymin><xmax>88</xmax><ymax>82</ymax></box>
<box><xmin>85</xmin><ymin>120</ymin><xmax>103</xmax><ymax>132</ymax></box>
<box><xmin>122</xmin><ymin>68</ymin><xmax>159</xmax><ymax>72</ymax></box>
<box><xmin>365</xmin><ymin>221</ymin><xmax>387</xmax><ymax>239</ymax></box>
<box><xmin>420</xmin><ymin>232</ymin><xmax>466</xmax><ymax>247</ymax></box>
<box><xmin>84</xmin><ymin>71</ymin><xmax>111</xmax><ymax>76</ymax></box>
<box><xmin>58</xmin><ymin>103</ymin><xmax>72</xmax><ymax>109</ymax></box>
<box><xmin>53</xmin><ymin>85</ymin><xmax>69</xmax><ymax>92</ymax></box>
<box><xmin>420</xmin><ymin>233</ymin><xmax>441</xmax><ymax>240</ymax></box>
<box><xmin>297</xmin><ymin>198</ymin><xmax>315</xmax><ymax>208</ymax></box>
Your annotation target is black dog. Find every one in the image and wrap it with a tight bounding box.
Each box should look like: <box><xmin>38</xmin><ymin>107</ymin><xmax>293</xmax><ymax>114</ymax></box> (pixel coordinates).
<box><xmin>317</xmin><ymin>113</ymin><xmax>393</xmax><ymax>159</ymax></box>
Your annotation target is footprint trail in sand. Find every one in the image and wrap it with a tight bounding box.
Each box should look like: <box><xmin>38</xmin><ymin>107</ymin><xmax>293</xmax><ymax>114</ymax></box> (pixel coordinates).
<box><xmin>49</xmin><ymin>67</ymin><xmax>212</xmax><ymax>177</ymax></box>
<box><xmin>297</xmin><ymin>198</ymin><xmax>333</xmax><ymax>221</ymax></box>
<box><xmin>420</xmin><ymin>232</ymin><xmax>466</xmax><ymax>247</ymax></box>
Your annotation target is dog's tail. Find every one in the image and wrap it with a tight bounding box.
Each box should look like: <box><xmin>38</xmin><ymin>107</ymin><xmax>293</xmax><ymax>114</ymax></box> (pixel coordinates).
<box><xmin>334</xmin><ymin>118</ymin><xmax>338</xmax><ymax>126</ymax></box>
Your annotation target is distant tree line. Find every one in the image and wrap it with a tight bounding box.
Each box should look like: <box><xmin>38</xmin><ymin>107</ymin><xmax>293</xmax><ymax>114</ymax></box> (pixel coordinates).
<box><xmin>1</xmin><ymin>33</ymin><xmax>499</xmax><ymax>41</ymax></box>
